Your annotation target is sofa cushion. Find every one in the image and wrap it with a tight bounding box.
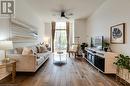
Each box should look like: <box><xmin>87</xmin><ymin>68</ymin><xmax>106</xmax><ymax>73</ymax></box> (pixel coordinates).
<box><xmin>36</xmin><ymin>56</ymin><xmax>44</xmax><ymax>66</ymax></box>
<box><xmin>15</xmin><ymin>47</ymin><xmax>23</xmax><ymax>54</ymax></box>
<box><xmin>37</xmin><ymin>53</ymin><xmax>45</xmax><ymax>58</ymax></box>
<box><xmin>31</xmin><ymin>46</ymin><xmax>37</xmax><ymax>54</ymax></box>
<box><xmin>37</xmin><ymin>51</ymin><xmax>50</xmax><ymax>59</ymax></box>
<box><xmin>40</xmin><ymin>46</ymin><xmax>48</xmax><ymax>53</ymax></box>
<box><xmin>36</xmin><ymin>46</ymin><xmax>42</xmax><ymax>53</ymax></box>
<box><xmin>22</xmin><ymin>47</ymin><xmax>33</xmax><ymax>55</ymax></box>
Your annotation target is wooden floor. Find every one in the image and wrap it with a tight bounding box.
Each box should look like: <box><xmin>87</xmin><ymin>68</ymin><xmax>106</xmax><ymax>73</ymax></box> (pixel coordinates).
<box><xmin>0</xmin><ymin>54</ymin><xmax>122</xmax><ymax>86</ymax></box>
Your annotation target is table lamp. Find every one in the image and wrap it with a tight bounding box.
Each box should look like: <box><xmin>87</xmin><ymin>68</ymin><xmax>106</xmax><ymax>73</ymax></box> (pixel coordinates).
<box><xmin>44</xmin><ymin>37</ymin><xmax>49</xmax><ymax>44</ymax></box>
<box><xmin>0</xmin><ymin>41</ymin><xmax>13</xmax><ymax>62</ymax></box>
<box><xmin>44</xmin><ymin>37</ymin><xmax>50</xmax><ymax>47</ymax></box>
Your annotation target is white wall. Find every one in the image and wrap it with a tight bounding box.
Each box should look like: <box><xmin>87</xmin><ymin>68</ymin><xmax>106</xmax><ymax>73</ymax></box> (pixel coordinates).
<box><xmin>0</xmin><ymin>0</ymin><xmax>44</xmax><ymax>43</ymax></box>
<box><xmin>45</xmin><ymin>23</ymin><xmax>51</xmax><ymax>38</ymax></box>
<box><xmin>0</xmin><ymin>19</ymin><xmax>10</xmax><ymax>40</ymax></box>
<box><xmin>44</xmin><ymin>23</ymin><xmax>51</xmax><ymax>46</ymax></box>
<box><xmin>74</xmin><ymin>19</ymin><xmax>87</xmax><ymax>44</ymax></box>
<box><xmin>0</xmin><ymin>0</ymin><xmax>44</xmax><ymax>60</ymax></box>
<box><xmin>37</xmin><ymin>23</ymin><xmax>45</xmax><ymax>43</ymax></box>
<box><xmin>16</xmin><ymin>0</ymin><xmax>44</xmax><ymax>43</ymax></box>
<box><xmin>15</xmin><ymin>0</ymin><xmax>42</xmax><ymax>30</ymax></box>
<box><xmin>86</xmin><ymin>0</ymin><xmax>130</xmax><ymax>55</ymax></box>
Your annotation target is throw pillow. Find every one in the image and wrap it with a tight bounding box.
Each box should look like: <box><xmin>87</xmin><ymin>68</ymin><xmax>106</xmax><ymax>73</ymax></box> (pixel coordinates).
<box><xmin>38</xmin><ymin>46</ymin><xmax>42</xmax><ymax>53</ymax></box>
<box><xmin>31</xmin><ymin>46</ymin><xmax>37</xmax><ymax>54</ymax></box>
<box><xmin>36</xmin><ymin>46</ymin><xmax>39</xmax><ymax>53</ymax></box>
<box><xmin>22</xmin><ymin>47</ymin><xmax>33</xmax><ymax>55</ymax></box>
<box><xmin>14</xmin><ymin>48</ymin><xmax>23</xmax><ymax>54</ymax></box>
<box><xmin>36</xmin><ymin>46</ymin><xmax>41</xmax><ymax>53</ymax></box>
<box><xmin>40</xmin><ymin>46</ymin><xmax>48</xmax><ymax>53</ymax></box>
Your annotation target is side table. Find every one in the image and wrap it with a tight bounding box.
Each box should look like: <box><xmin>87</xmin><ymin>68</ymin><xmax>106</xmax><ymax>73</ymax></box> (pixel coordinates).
<box><xmin>0</xmin><ymin>60</ymin><xmax>16</xmax><ymax>83</ymax></box>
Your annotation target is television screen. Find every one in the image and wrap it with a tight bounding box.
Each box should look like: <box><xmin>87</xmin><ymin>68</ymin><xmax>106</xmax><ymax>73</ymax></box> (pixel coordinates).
<box><xmin>91</xmin><ymin>36</ymin><xmax>104</xmax><ymax>50</ymax></box>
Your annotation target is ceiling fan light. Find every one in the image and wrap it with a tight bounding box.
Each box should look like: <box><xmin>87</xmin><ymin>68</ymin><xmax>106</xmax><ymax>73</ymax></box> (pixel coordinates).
<box><xmin>61</xmin><ymin>12</ymin><xmax>65</xmax><ymax>17</ymax></box>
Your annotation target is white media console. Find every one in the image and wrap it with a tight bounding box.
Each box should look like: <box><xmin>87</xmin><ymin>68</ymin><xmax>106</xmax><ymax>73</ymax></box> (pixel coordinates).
<box><xmin>85</xmin><ymin>47</ymin><xmax>118</xmax><ymax>74</ymax></box>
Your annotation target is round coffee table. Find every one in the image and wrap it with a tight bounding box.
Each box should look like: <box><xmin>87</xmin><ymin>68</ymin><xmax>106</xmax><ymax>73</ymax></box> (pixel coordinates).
<box><xmin>53</xmin><ymin>51</ymin><xmax>67</xmax><ymax>65</ymax></box>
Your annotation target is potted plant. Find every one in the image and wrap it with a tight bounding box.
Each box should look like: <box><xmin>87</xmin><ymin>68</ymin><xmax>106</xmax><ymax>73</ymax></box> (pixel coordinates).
<box><xmin>114</xmin><ymin>54</ymin><xmax>130</xmax><ymax>70</ymax></box>
<box><xmin>103</xmin><ymin>41</ymin><xmax>110</xmax><ymax>52</ymax></box>
<box><xmin>113</xmin><ymin>54</ymin><xmax>130</xmax><ymax>79</ymax></box>
<box><xmin>80</xmin><ymin>43</ymin><xmax>88</xmax><ymax>53</ymax></box>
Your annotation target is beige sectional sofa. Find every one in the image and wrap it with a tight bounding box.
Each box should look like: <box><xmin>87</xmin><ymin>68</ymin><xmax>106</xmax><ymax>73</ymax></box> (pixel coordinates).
<box><xmin>8</xmin><ymin>45</ymin><xmax>51</xmax><ymax>72</ymax></box>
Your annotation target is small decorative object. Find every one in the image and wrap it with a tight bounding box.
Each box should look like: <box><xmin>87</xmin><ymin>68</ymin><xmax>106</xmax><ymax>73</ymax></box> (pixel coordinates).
<box><xmin>81</xmin><ymin>43</ymin><xmax>88</xmax><ymax>53</ymax></box>
<box><xmin>110</xmin><ymin>23</ymin><xmax>125</xmax><ymax>44</ymax></box>
<box><xmin>103</xmin><ymin>41</ymin><xmax>110</xmax><ymax>52</ymax></box>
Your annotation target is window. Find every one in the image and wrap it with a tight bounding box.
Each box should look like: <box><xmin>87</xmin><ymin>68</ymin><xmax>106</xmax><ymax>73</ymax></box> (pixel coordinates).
<box><xmin>54</xmin><ymin>22</ymin><xmax>67</xmax><ymax>52</ymax></box>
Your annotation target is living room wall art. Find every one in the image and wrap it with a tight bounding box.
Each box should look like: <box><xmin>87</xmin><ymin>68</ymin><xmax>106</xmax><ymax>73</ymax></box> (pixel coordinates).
<box><xmin>110</xmin><ymin>23</ymin><xmax>125</xmax><ymax>44</ymax></box>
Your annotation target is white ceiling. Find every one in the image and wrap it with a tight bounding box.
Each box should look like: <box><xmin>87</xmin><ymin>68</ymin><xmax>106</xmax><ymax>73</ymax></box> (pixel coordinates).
<box><xmin>24</xmin><ymin>0</ymin><xmax>106</xmax><ymax>21</ymax></box>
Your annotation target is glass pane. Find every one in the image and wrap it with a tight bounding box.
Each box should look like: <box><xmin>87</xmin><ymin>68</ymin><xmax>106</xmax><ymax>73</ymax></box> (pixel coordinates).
<box><xmin>54</xmin><ymin>30</ymin><xmax>67</xmax><ymax>52</ymax></box>
<box><xmin>56</xmin><ymin>22</ymin><xmax>66</xmax><ymax>29</ymax></box>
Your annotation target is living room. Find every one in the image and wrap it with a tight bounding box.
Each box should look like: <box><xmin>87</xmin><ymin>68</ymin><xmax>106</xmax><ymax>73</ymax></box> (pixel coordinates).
<box><xmin>0</xmin><ymin>0</ymin><xmax>130</xmax><ymax>86</ymax></box>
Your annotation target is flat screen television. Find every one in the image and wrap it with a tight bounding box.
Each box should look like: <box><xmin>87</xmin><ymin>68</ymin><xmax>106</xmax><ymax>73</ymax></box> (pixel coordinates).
<box><xmin>91</xmin><ymin>36</ymin><xmax>104</xmax><ymax>50</ymax></box>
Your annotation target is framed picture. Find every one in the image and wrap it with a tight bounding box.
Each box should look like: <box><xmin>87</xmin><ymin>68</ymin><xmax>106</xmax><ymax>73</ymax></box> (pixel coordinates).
<box><xmin>110</xmin><ymin>23</ymin><xmax>125</xmax><ymax>44</ymax></box>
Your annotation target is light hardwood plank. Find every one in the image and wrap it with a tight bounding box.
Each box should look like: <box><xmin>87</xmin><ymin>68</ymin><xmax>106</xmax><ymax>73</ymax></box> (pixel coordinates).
<box><xmin>0</xmin><ymin>54</ymin><xmax>122</xmax><ymax>86</ymax></box>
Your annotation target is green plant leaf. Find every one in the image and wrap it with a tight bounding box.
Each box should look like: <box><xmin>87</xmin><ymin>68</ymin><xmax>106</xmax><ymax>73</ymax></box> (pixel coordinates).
<box><xmin>113</xmin><ymin>54</ymin><xmax>130</xmax><ymax>70</ymax></box>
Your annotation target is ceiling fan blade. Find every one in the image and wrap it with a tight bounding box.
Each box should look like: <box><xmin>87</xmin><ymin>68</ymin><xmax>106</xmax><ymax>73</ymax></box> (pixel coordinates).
<box><xmin>64</xmin><ymin>16</ymin><xmax>69</xmax><ymax>19</ymax></box>
<box><xmin>52</xmin><ymin>8</ymin><xmax>73</xmax><ymax>19</ymax></box>
<box><xmin>66</xmin><ymin>13</ymin><xmax>73</xmax><ymax>16</ymax></box>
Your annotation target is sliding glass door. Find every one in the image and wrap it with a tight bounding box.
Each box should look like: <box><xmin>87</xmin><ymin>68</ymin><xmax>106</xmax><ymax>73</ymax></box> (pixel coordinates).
<box><xmin>54</xmin><ymin>22</ymin><xmax>67</xmax><ymax>52</ymax></box>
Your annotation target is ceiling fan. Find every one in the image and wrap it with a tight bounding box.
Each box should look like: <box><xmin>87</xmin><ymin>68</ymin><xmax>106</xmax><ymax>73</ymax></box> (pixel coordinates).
<box><xmin>52</xmin><ymin>9</ymin><xmax>73</xmax><ymax>19</ymax></box>
<box><xmin>60</xmin><ymin>11</ymin><xmax>73</xmax><ymax>19</ymax></box>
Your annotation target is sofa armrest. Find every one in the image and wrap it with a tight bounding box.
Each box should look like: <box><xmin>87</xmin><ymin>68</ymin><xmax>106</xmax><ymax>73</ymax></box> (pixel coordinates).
<box><xmin>7</xmin><ymin>54</ymin><xmax>37</xmax><ymax>72</ymax></box>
